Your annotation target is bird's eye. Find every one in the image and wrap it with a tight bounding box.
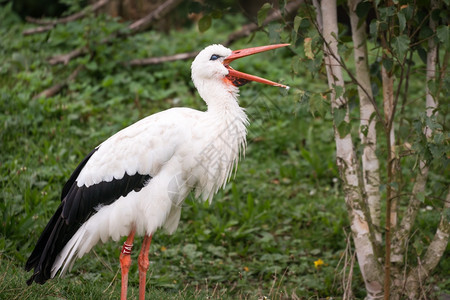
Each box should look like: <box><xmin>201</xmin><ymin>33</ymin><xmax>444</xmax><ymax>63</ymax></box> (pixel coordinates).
<box><xmin>210</xmin><ymin>54</ymin><xmax>220</xmax><ymax>61</ymax></box>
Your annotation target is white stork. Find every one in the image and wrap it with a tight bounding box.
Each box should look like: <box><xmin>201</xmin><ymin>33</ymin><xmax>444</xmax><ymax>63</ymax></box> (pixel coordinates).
<box><xmin>25</xmin><ymin>43</ymin><xmax>289</xmax><ymax>299</ymax></box>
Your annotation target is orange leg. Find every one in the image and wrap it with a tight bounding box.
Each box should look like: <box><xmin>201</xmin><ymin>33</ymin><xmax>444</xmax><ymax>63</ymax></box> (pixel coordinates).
<box><xmin>120</xmin><ymin>229</ymin><xmax>136</xmax><ymax>300</ymax></box>
<box><xmin>138</xmin><ymin>234</ymin><xmax>153</xmax><ymax>300</ymax></box>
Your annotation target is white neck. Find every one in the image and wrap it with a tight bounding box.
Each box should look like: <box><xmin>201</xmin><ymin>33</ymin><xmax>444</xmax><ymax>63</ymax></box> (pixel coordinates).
<box><xmin>196</xmin><ymin>79</ymin><xmax>242</xmax><ymax>115</ymax></box>
<box><xmin>194</xmin><ymin>79</ymin><xmax>249</xmax><ymax>201</ymax></box>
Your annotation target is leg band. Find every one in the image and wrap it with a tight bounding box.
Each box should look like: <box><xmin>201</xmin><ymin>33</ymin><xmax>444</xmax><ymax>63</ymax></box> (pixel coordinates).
<box><xmin>122</xmin><ymin>243</ymin><xmax>133</xmax><ymax>255</ymax></box>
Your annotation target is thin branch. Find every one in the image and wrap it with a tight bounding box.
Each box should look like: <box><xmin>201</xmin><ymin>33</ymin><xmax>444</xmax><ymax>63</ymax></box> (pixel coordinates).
<box><xmin>392</xmin><ymin>0</ymin><xmax>441</xmax><ymax>266</ymax></box>
<box><xmin>387</xmin><ymin>55</ymin><xmax>407</xmax><ymax>136</ymax></box>
<box><xmin>23</xmin><ymin>25</ymin><xmax>55</xmax><ymax>36</ymax></box>
<box><xmin>47</xmin><ymin>0</ymin><xmax>182</xmax><ymax>66</ymax></box>
<box><xmin>48</xmin><ymin>0</ymin><xmax>300</xmax><ymax>67</ymax></box>
<box><xmin>224</xmin><ymin>0</ymin><xmax>303</xmax><ymax>46</ymax></box>
<box><xmin>127</xmin><ymin>51</ymin><xmax>199</xmax><ymax>66</ymax></box>
<box><xmin>128</xmin><ymin>0</ymin><xmax>183</xmax><ymax>34</ymax></box>
<box><xmin>23</xmin><ymin>0</ymin><xmax>110</xmax><ymax>35</ymax></box>
<box><xmin>126</xmin><ymin>0</ymin><xmax>302</xmax><ymax>67</ymax></box>
<box><xmin>32</xmin><ymin>65</ymin><xmax>84</xmax><ymax>99</ymax></box>
<box><xmin>48</xmin><ymin>47</ymin><xmax>88</xmax><ymax>65</ymax></box>
<box><xmin>306</xmin><ymin>0</ymin><xmax>384</xmax><ymax>126</ymax></box>
<box><xmin>397</xmin><ymin>50</ymin><xmax>414</xmax><ymax>144</ymax></box>
<box><xmin>34</xmin><ymin>0</ymin><xmax>298</xmax><ymax>97</ymax></box>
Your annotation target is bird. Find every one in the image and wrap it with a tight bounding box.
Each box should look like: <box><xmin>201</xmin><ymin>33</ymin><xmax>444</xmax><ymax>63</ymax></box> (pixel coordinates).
<box><xmin>25</xmin><ymin>43</ymin><xmax>289</xmax><ymax>299</ymax></box>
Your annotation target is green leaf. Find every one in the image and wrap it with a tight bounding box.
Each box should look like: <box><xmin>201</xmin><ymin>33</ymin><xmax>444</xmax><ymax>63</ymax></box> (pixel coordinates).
<box><xmin>309</xmin><ymin>93</ymin><xmax>327</xmax><ymax>117</ymax></box>
<box><xmin>291</xmin><ymin>57</ymin><xmax>302</xmax><ymax>74</ymax></box>
<box><xmin>333</xmin><ymin>107</ymin><xmax>346</xmax><ymax>127</ymax></box>
<box><xmin>417</xmin><ymin>46</ymin><xmax>427</xmax><ymax>64</ymax></box>
<box><xmin>369</xmin><ymin>20</ymin><xmax>379</xmax><ymax>40</ymax></box>
<box><xmin>334</xmin><ymin>85</ymin><xmax>344</xmax><ymax>99</ymax></box>
<box><xmin>268</xmin><ymin>23</ymin><xmax>281</xmax><ymax>44</ymax></box>
<box><xmin>382</xmin><ymin>57</ymin><xmax>393</xmax><ymax>72</ymax></box>
<box><xmin>198</xmin><ymin>15</ymin><xmax>212</xmax><ymax>33</ymax></box>
<box><xmin>398</xmin><ymin>11</ymin><xmax>406</xmax><ymax>33</ymax></box>
<box><xmin>344</xmin><ymin>87</ymin><xmax>357</xmax><ymax>102</ymax></box>
<box><xmin>294</xmin><ymin>16</ymin><xmax>302</xmax><ymax>34</ymax></box>
<box><xmin>401</xmin><ymin>4</ymin><xmax>413</xmax><ymax>20</ymax></box>
<box><xmin>379</xmin><ymin>6</ymin><xmax>396</xmax><ymax>19</ymax></box>
<box><xmin>85</xmin><ymin>61</ymin><xmax>98</xmax><ymax>71</ymax></box>
<box><xmin>428</xmin><ymin>143</ymin><xmax>445</xmax><ymax>159</ymax></box>
<box><xmin>425</xmin><ymin>116</ymin><xmax>442</xmax><ymax>131</ymax></box>
<box><xmin>392</xmin><ymin>34</ymin><xmax>410</xmax><ymax>56</ymax></box>
<box><xmin>211</xmin><ymin>10</ymin><xmax>222</xmax><ymax>19</ymax></box>
<box><xmin>416</xmin><ymin>191</ymin><xmax>425</xmax><ymax>203</ymax></box>
<box><xmin>356</xmin><ymin>1</ymin><xmax>371</xmax><ymax>19</ymax></box>
<box><xmin>337</xmin><ymin>121</ymin><xmax>351</xmax><ymax>138</ymax></box>
<box><xmin>257</xmin><ymin>3</ymin><xmax>272</xmax><ymax>27</ymax></box>
<box><xmin>419</xmin><ymin>26</ymin><xmax>433</xmax><ymax>41</ymax></box>
<box><xmin>360</xmin><ymin>124</ymin><xmax>369</xmax><ymax>137</ymax></box>
<box><xmin>101</xmin><ymin>76</ymin><xmax>114</xmax><ymax>88</ymax></box>
<box><xmin>436</xmin><ymin>25</ymin><xmax>450</xmax><ymax>51</ymax></box>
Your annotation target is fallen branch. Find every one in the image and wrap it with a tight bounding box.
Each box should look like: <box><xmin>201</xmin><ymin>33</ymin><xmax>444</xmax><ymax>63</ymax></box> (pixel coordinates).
<box><xmin>127</xmin><ymin>0</ymin><xmax>303</xmax><ymax>67</ymax></box>
<box><xmin>34</xmin><ymin>0</ymin><xmax>299</xmax><ymax>98</ymax></box>
<box><xmin>128</xmin><ymin>0</ymin><xmax>183</xmax><ymax>34</ymax></box>
<box><xmin>23</xmin><ymin>25</ymin><xmax>56</xmax><ymax>36</ymax></box>
<box><xmin>48</xmin><ymin>47</ymin><xmax>88</xmax><ymax>65</ymax></box>
<box><xmin>47</xmin><ymin>0</ymin><xmax>182</xmax><ymax>65</ymax></box>
<box><xmin>24</xmin><ymin>0</ymin><xmax>110</xmax><ymax>34</ymax></box>
<box><xmin>33</xmin><ymin>65</ymin><xmax>84</xmax><ymax>99</ymax></box>
<box><xmin>127</xmin><ymin>51</ymin><xmax>199</xmax><ymax>66</ymax></box>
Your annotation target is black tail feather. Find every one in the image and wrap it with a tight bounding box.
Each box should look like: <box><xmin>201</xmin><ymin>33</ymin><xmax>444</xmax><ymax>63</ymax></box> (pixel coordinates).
<box><xmin>25</xmin><ymin>146</ymin><xmax>152</xmax><ymax>285</ymax></box>
<box><xmin>25</xmin><ymin>204</ymin><xmax>81</xmax><ymax>285</ymax></box>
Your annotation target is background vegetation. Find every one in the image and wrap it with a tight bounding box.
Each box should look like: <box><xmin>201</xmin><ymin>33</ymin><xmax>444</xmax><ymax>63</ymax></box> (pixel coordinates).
<box><xmin>0</xmin><ymin>0</ymin><xmax>448</xmax><ymax>299</ymax></box>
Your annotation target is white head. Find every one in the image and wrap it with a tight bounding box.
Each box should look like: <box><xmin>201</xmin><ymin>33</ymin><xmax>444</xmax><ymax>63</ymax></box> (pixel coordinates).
<box><xmin>191</xmin><ymin>44</ymin><xmax>232</xmax><ymax>88</ymax></box>
<box><xmin>191</xmin><ymin>44</ymin><xmax>290</xmax><ymax>106</ymax></box>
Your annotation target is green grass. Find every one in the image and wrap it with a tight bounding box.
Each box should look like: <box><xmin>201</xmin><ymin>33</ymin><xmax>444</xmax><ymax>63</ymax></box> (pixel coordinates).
<box><xmin>1</xmin><ymin>3</ymin><xmax>448</xmax><ymax>299</ymax></box>
<box><xmin>0</xmin><ymin>256</ymin><xmax>233</xmax><ymax>300</ymax></box>
<box><xmin>0</xmin><ymin>6</ymin><xmax>350</xmax><ymax>299</ymax></box>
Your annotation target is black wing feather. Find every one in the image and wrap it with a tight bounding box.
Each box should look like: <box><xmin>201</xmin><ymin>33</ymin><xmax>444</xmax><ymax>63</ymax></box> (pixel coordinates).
<box><xmin>25</xmin><ymin>147</ymin><xmax>152</xmax><ymax>285</ymax></box>
<box><xmin>61</xmin><ymin>148</ymin><xmax>98</xmax><ymax>200</ymax></box>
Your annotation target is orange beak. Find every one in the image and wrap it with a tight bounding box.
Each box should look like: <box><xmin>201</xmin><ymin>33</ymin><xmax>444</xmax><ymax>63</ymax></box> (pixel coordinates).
<box><xmin>223</xmin><ymin>44</ymin><xmax>290</xmax><ymax>89</ymax></box>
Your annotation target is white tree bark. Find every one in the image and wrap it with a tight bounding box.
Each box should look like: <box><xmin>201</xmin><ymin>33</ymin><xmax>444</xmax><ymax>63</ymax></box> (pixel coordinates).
<box><xmin>381</xmin><ymin>66</ymin><xmax>399</xmax><ymax>230</ymax></box>
<box><xmin>348</xmin><ymin>0</ymin><xmax>382</xmax><ymax>245</ymax></box>
<box><xmin>317</xmin><ymin>1</ymin><xmax>384</xmax><ymax>298</ymax></box>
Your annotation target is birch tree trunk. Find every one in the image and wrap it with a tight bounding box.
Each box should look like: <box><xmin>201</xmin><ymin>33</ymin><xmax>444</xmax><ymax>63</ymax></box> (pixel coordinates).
<box><xmin>316</xmin><ymin>1</ymin><xmax>384</xmax><ymax>298</ymax></box>
<box><xmin>347</xmin><ymin>0</ymin><xmax>382</xmax><ymax>246</ymax></box>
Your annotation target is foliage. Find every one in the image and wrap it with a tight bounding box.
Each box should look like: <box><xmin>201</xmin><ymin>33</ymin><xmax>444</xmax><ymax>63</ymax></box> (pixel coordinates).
<box><xmin>0</xmin><ymin>2</ymin><xmax>349</xmax><ymax>299</ymax></box>
<box><xmin>287</xmin><ymin>0</ymin><xmax>449</xmax><ymax>298</ymax></box>
<box><xmin>0</xmin><ymin>0</ymin><xmax>448</xmax><ymax>299</ymax></box>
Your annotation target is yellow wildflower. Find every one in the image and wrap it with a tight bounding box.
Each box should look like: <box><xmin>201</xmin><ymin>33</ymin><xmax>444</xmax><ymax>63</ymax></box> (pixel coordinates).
<box><xmin>243</xmin><ymin>266</ymin><xmax>249</xmax><ymax>272</ymax></box>
<box><xmin>160</xmin><ymin>246</ymin><xmax>167</xmax><ymax>252</ymax></box>
<box><xmin>314</xmin><ymin>258</ymin><xmax>324</xmax><ymax>269</ymax></box>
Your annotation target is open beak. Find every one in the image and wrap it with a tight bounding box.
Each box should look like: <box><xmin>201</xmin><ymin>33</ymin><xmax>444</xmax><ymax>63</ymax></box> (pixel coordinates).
<box><xmin>223</xmin><ymin>44</ymin><xmax>290</xmax><ymax>89</ymax></box>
